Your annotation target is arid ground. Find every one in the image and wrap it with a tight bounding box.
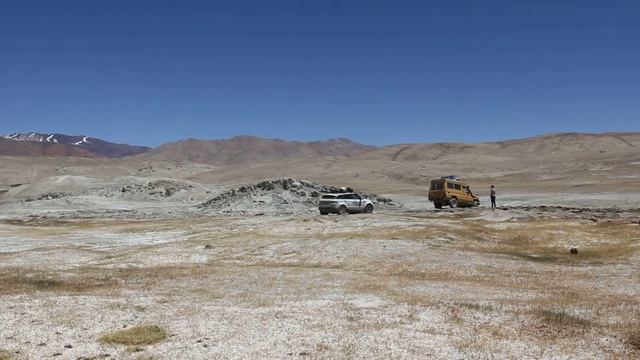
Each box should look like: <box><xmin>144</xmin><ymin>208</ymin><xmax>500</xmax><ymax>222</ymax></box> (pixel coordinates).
<box><xmin>1</xmin><ymin>196</ymin><xmax>639</xmax><ymax>359</ymax></box>
<box><xmin>1</xmin><ymin>133</ymin><xmax>639</xmax><ymax>359</ymax></box>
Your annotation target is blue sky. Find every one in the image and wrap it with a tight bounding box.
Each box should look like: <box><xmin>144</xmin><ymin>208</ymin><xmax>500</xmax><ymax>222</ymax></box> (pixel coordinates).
<box><xmin>1</xmin><ymin>0</ymin><xmax>638</xmax><ymax>146</ymax></box>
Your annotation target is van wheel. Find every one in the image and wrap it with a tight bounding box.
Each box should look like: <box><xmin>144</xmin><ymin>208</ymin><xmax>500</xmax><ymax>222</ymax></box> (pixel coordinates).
<box><xmin>449</xmin><ymin>198</ymin><xmax>458</xmax><ymax>208</ymax></box>
<box><xmin>363</xmin><ymin>204</ymin><xmax>373</xmax><ymax>213</ymax></box>
<box><xmin>337</xmin><ymin>206</ymin><xmax>348</xmax><ymax>215</ymax></box>
<box><xmin>434</xmin><ymin>202</ymin><xmax>443</xmax><ymax>209</ymax></box>
<box><xmin>473</xmin><ymin>200</ymin><xmax>480</xmax><ymax>207</ymax></box>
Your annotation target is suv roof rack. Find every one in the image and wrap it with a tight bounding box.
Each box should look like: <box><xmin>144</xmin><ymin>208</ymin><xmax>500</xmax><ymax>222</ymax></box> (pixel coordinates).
<box><xmin>441</xmin><ymin>175</ymin><xmax>460</xmax><ymax>181</ymax></box>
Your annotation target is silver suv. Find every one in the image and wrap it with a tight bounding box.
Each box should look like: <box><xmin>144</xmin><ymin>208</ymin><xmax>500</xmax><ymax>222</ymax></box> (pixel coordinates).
<box><xmin>318</xmin><ymin>193</ymin><xmax>374</xmax><ymax>215</ymax></box>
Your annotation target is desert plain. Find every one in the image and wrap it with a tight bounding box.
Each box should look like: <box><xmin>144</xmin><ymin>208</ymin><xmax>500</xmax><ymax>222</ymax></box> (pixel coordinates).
<box><xmin>0</xmin><ymin>132</ymin><xmax>639</xmax><ymax>359</ymax></box>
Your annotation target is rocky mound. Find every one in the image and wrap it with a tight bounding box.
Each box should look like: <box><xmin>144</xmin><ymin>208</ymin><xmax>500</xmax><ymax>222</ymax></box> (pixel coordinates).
<box><xmin>199</xmin><ymin>178</ymin><xmax>396</xmax><ymax>214</ymax></box>
<box><xmin>119</xmin><ymin>180</ymin><xmax>194</xmax><ymax>200</ymax></box>
<box><xmin>24</xmin><ymin>192</ymin><xmax>76</xmax><ymax>202</ymax></box>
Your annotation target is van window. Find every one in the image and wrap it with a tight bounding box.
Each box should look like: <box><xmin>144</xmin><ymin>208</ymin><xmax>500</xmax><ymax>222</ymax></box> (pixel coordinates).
<box><xmin>447</xmin><ymin>183</ymin><xmax>454</xmax><ymax>189</ymax></box>
<box><xmin>430</xmin><ymin>182</ymin><xmax>443</xmax><ymax>190</ymax></box>
<box><xmin>454</xmin><ymin>184</ymin><xmax>462</xmax><ymax>190</ymax></box>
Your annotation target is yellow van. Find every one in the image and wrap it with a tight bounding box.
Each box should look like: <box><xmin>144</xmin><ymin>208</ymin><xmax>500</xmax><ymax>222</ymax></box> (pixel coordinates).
<box><xmin>428</xmin><ymin>176</ymin><xmax>480</xmax><ymax>209</ymax></box>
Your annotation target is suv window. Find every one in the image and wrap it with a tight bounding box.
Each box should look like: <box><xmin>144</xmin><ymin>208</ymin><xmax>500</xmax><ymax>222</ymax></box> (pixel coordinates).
<box><xmin>447</xmin><ymin>183</ymin><xmax>454</xmax><ymax>189</ymax></box>
<box><xmin>431</xmin><ymin>182</ymin><xmax>443</xmax><ymax>190</ymax></box>
<box><xmin>337</xmin><ymin>194</ymin><xmax>349</xmax><ymax>199</ymax></box>
<box><xmin>454</xmin><ymin>184</ymin><xmax>462</xmax><ymax>190</ymax></box>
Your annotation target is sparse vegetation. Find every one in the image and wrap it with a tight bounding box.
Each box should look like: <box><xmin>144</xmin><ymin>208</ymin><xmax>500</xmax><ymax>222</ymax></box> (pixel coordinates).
<box><xmin>0</xmin><ymin>273</ymin><xmax>116</xmax><ymax>294</ymax></box>
<box><xmin>629</xmin><ymin>329</ymin><xmax>640</xmax><ymax>350</ymax></box>
<box><xmin>0</xmin><ymin>350</ymin><xmax>13</xmax><ymax>360</ymax></box>
<box><xmin>99</xmin><ymin>325</ymin><xmax>168</xmax><ymax>346</ymax></box>
<box><xmin>455</xmin><ymin>302</ymin><xmax>495</xmax><ymax>312</ymax></box>
<box><xmin>535</xmin><ymin>309</ymin><xmax>592</xmax><ymax>330</ymax></box>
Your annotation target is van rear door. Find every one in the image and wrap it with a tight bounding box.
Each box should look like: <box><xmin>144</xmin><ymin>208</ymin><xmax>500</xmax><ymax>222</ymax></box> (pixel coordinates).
<box><xmin>429</xmin><ymin>179</ymin><xmax>445</xmax><ymax>200</ymax></box>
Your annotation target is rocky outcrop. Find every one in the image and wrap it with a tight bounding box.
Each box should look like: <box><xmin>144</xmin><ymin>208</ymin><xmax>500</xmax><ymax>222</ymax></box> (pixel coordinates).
<box><xmin>119</xmin><ymin>180</ymin><xmax>194</xmax><ymax>200</ymax></box>
<box><xmin>199</xmin><ymin>178</ymin><xmax>395</xmax><ymax>214</ymax></box>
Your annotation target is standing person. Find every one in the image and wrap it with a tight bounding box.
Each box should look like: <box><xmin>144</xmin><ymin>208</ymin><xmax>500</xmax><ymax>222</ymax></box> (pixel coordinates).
<box><xmin>490</xmin><ymin>185</ymin><xmax>497</xmax><ymax>209</ymax></box>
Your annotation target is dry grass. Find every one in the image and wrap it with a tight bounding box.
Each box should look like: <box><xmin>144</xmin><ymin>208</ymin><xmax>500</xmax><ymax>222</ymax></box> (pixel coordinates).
<box><xmin>0</xmin><ymin>272</ymin><xmax>117</xmax><ymax>294</ymax></box>
<box><xmin>455</xmin><ymin>301</ymin><xmax>495</xmax><ymax>312</ymax></box>
<box><xmin>0</xmin><ymin>350</ymin><xmax>13</xmax><ymax>360</ymax></box>
<box><xmin>629</xmin><ymin>329</ymin><xmax>640</xmax><ymax>350</ymax></box>
<box><xmin>0</xmin><ymin>264</ymin><xmax>217</xmax><ymax>295</ymax></box>
<box><xmin>99</xmin><ymin>325</ymin><xmax>167</xmax><ymax>346</ymax></box>
<box><xmin>535</xmin><ymin>309</ymin><xmax>592</xmax><ymax>330</ymax></box>
<box><xmin>453</xmin><ymin>219</ymin><xmax>638</xmax><ymax>264</ymax></box>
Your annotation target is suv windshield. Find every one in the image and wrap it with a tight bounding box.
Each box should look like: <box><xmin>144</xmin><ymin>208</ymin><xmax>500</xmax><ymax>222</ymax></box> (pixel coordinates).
<box><xmin>321</xmin><ymin>195</ymin><xmax>336</xmax><ymax>199</ymax></box>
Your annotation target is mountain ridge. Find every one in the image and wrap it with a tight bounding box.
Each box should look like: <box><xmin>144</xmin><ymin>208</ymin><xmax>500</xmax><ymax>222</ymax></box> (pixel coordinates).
<box><xmin>141</xmin><ymin>135</ymin><xmax>376</xmax><ymax>165</ymax></box>
<box><xmin>2</xmin><ymin>131</ymin><xmax>638</xmax><ymax>164</ymax></box>
<box><xmin>1</xmin><ymin>132</ymin><xmax>151</xmax><ymax>158</ymax></box>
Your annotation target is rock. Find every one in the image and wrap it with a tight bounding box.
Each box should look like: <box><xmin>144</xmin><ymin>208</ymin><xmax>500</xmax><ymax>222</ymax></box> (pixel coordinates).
<box><xmin>24</xmin><ymin>192</ymin><xmax>70</xmax><ymax>202</ymax></box>
<box><xmin>570</xmin><ymin>247</ymin><xmax>579</xmax><ymax>255</ymax></box>
<box><xmin>119</xmin><ymin>180</ymin><xmax>193</xmax><ymax>200</ymax></box>
<box><xmin>198</xmin><ymin>178</ymin><xmax>399</xmax><ymax>214</ymax></box>
<box><xmin>64</xmin><ymin>344</ymin><xmax>73</xmax><ymax>349</ymax></box>
<box><xmin>204</xmin><ymin>244</ymin><xmax>213</xmax><ymax>250</ymax></box>
<box><xmin>76</xmin><ymin>355</ymin><xmax>110</xmax><ymax>360</ymax></box>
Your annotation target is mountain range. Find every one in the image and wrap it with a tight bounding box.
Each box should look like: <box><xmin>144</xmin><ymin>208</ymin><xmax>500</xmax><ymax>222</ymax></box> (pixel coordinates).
<box><xmin>1</xmin><ymin>132</ymin><xmax>150</xmax><ymax>158</ymax></box>
<box><xmin>1</xmin><ymin>131</ymin><xmax>639</xmax><ymax>166</ymax></box>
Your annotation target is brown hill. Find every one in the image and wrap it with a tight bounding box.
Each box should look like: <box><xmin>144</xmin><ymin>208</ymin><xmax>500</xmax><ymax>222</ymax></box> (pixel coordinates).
<box><xmin>363</xmin><ymin>132</ymin><xmax>640</xmax><ymax>163</ymax></box>
<box><xmin>188</xmin><ymin>132</ymin><xmax>640</xmax><ymax>194</ymax></box>
<box><xmin>142</xmin><ymin>135</ymin><xmax>375</xmax><ymax>165</ymax></box>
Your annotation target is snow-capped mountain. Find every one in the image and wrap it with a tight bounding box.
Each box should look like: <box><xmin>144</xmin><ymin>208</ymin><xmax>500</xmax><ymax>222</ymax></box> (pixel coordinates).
<box><xmin>1</xmin><ymin>132</ymin><xmax>151</xmax><ymax>157</ymax></box>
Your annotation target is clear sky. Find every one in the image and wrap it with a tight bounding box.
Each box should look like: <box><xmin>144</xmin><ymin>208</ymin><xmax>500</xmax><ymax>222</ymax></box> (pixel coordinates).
<box><xmin>1</xmin><ymin>0</ymin><xmax>638</xmax><ymax>146</ymax></box>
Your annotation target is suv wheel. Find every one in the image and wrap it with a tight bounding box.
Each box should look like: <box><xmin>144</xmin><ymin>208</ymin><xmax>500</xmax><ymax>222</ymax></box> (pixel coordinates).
<box><xmin>434</xmin><ymin>202</ymin><xmax>443</xmax><ymax>209</ymax></box>
<box><xmin>473</xmin><ymin>199</ymin><xmax>480</xmax><ymax>207</ymax></box>
<box><xmin>337</xmin><ymin>205</ymin><xmax>348</xmax><ymax>215</ymax></box>
<box><xmin>363</xmin><ymin>204</ymin><xmax>373</xmax><ymax>213</ymax></box>
<box><xmin>320</xmin><ymin>210</ymin><xmax>329</xmax><ymax>215</ymax></box>
<box><xmin>449</xmin><ymin>198</ymin><xmax>458</xmax><ymax>208</ymax></box>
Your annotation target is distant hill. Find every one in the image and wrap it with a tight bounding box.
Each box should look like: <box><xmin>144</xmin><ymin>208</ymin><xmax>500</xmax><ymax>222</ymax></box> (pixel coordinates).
<box><xmin>1</xmin><ymin>132</ymin><xmax>151</xmax><ymax>158</ymax></box>
<box><xmin>2</xmin><ymin>131</ymin><xmax>638</xmax><ymax>178</ymax></box>
<box><xmin>185</xmin><ymin>132</ymin><xmax>640</xmax><ymax>194</ymax></box>
<box><xmin>357</xmin><ymin>132</ymin><xmax>640</xmax><ymax>162</ymax></box>
<box><xmin>141</xmin><ymin>135</ymin><xmax>376</xmax><ymax>165</ymax></box>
